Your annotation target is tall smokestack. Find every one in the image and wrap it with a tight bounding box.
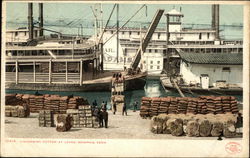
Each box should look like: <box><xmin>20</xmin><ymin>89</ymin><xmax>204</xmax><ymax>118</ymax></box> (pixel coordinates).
<box><xmin>28</xmin><ymin>3</ymin><xmax>33</xmax><ymax>40</ymax></box>
<box><xmin>211</xmin><ymin>5</ymin><xmax>216</xmax><ymax>29</ymax></box>
<box><xmin>214</xmin><ymin>4</ymin><xmax>220</xmax><ymax>40</ymax></box>
<box><xmin>38</xmin><ymin>3</ymin><xmax>43</xmax><ymax>36</ymax></box>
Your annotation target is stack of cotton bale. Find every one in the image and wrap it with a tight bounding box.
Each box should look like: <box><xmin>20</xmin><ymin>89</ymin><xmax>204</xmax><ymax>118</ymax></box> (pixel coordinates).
<box><xmin>59</xmin><ymin>96</ymin><xmax>68</xmax><ymax>114</ymax></box>
<box><xmin>140</xmin><ymin>97</ymin><xmax>151</xmax><ymax>118</ymax></box>
<box><xmin>186</xmin><ymin>97</ymin><xmax>198</xmax><ymax>114</ymax></box>
<box><xmin>149</xmin><ymin>98</ymin><xmax>161</xmax><ymax>117</ymax></box>
<box><xmin>78</xmin><ymin>105</ymin><xmax>93</xmax><ymax>128</ymax></box>
<box><xmin>17</xmin><ymin>105</ymin><xmax>28</xmax><ymax>117</ymax></box>
<box><xmin>213</xmin><ymin>97</ymin><xmax>224</xmax><ymax>114</ymax></box>
<box><xmin>68</xmin><ymin>97</ymin><xmax>80</xmax><ymax>109</ymax></box>
<box><xmin>204</xmin><ymin>96</ymin><xmax>216</xmax><ymax>114</ymax></box>
<box><xmin>38</xmin><ymin>110</ymin><xmax>54</xmax><ymax>127</ymax></box>
<box><xmin>150</xmin><ymin>113</ymin><xmax>238</xmax><ymax>138</ymax></box>
<box><xmin>22</xmin><ymin>94</ymin><xmax>30</xmax><ymax>116</ymax></box>
<box><xmin>29</xmin><ymin>95</ymin><xmax>37</xmax><ymax>113</ymax></box>
<box><xmin>66</xmin><ymin>109</ymin><xmax>79</xmax><ymax>128</ymax></box>
<box><xmin>158</xmin><ymin>97</ymin><xmax>170</xmax><ymax>114</ymax></box>
<box><xmin>5</xmin><ymin>94</ymin><xmax>17</xmax><ymax>105</ymax></box>
<box><xmin>221</xmin><ymin>96</ymin><xmax>232</xmax><ymax>113</ymax></box>
<box><xmin>177</xmin><ymin>97</ymin><xmax>188</xmax><ymax>114</ymax></box>
<box><xmin>230</xmin><ymin>96</ymin><xmax>239</xmax><ymax>114</ymax></box>
<box><xmin>198</xmin><ymin>97</ymin><xmax>207</xmax><ymax>114</ymax></box>
<box><xmin>16</xmin><ymin>94</ymin><xmax>24</xmax><ymax>105</ymax></box>
<box><xmin>168</xmin><ymin>97</ymin><xmax>178</xmax><ymax>114</ymax></box>
<box><xmin>5</xmin><ymin>105</ymin><xmax>29</xmax><ymax>118</ymax></box>
<box><xmin>45</xmin><ymin>96</ymin><xmax>60</xmax><ymax>114</ymax></box>
<box><xmin>56</xmin><ymin>114</ymin><xmax>73</xmax><ymax>132</ymax></box>
<box><xmin>35</xmin><ymin>96</ymin><xmax>44</xmax><ymax>112</ymax></box>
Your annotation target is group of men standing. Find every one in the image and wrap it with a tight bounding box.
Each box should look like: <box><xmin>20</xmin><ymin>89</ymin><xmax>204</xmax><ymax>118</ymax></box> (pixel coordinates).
<box><xmin>92</xmin><ymin>100</ymin><xmax>139</xmax><ymax>128</ymax></box>
<box><xmin>92</xmin><ymin>100</ymin><xmax>108</xmax><ymax>128</ymax></box>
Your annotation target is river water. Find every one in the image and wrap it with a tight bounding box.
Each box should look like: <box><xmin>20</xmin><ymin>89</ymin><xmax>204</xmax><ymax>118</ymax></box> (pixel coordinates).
<box><xmin>5</xmin><ymin>78</ymin><xmax>243</xmax><ymax>110</ymax></box>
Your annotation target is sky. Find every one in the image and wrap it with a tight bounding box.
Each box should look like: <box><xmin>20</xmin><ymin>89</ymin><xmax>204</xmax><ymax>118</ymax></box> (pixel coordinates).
<box><xmin>5</xmin><ymin>2</ymin><xmax>243</xmax><ymax>39</ymax></box>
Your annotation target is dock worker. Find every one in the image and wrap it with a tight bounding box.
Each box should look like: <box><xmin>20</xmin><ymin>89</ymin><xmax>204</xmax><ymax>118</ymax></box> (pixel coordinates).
<box><xmin>101</xmin><ymin>101</ymin><xmax>107</xmax><ymax>111</ymax></box>
<box><xmin>122</xmin><ymin>103</ymin><xmax>127</xmax><ymax>116</ymax></box>
<box><xmin>236</xmin><ymin>113</ymin><xmax>243</xmax><ymax>133</ymax></box>
<box><xmin>96</xmin><ymin>107</ymin><xmax>103</xmax><ymax>128</ymax></box>
<box><xmin>102</xmin><ymin>109</ymin><xmax>108</xmax><ymax>128</ymax></box>
<box><xmin>133</xmin><ymin>101</ymin><xmax>138</xmax><ymax>112</ymax></box>
<box><xmin>113</xmin><ymin>102</ymin><xmax>117</xmax><ymax>115</ymax></box>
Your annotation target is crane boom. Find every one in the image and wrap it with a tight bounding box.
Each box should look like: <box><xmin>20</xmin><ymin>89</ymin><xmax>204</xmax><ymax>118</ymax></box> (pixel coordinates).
<box><xmin>130</xmin><ymin>9</ymin><xmax>164</xmax><ymax>70</ymax></box>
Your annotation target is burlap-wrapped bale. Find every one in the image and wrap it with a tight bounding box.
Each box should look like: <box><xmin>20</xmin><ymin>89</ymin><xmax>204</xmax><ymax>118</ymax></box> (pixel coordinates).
<box><xmin>166</xmin><ymin>118</ymin><xmax>183</xmax><ymax>136</ymax></box>
<box><xmin>56</xmin><ymin>114</ymin><xmax>73</xmax><ymax>132</ymax></box>
<box><xmin>223</xmin><ymin>120</ymin><xmax>236</xmax><ymax>138</ymax></box>
<box><xmin>186</xmin><ymin>120</ymin><xmax>200</xmax><ymax>137</ymax></box>
<box><xmin>150</xmin><ymin>116</ymin><xmax>163</xmax><ymax>134</ymax></box>
<box><xmin>150</xmin><ymin>114</ymin><xmax>169</xmax><ymax>134</ymax></box>
<box><xmin>211</xmin><ymin>121</ymin><xmax>224</xmax><ymax>137</ymax></box>
<box><xmin>17</xmin><ymin>105</ymin><xmax>27</xmax><ymax>118</ymax></box>
<box><xmin>199</xmin><ymin>119</ymin><xmax>212</xmax><ymax>137</ymax></box>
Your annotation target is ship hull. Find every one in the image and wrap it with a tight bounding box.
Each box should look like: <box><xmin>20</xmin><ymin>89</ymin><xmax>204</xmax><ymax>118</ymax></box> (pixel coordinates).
<box><xmin>160</xmin><ymin>77</ymin><xmax>243</xmax><ymax>96</ymax></box>
<box><xmin>5</xmin><ymin>74</ymin><xmax>146</xmax><ymax>92</ymax></box>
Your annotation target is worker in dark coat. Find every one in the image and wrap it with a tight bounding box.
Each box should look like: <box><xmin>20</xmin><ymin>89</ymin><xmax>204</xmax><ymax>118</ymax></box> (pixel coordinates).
<box><xmin>133</xmin><ymin>101</ymin><xmax>138</xmax><ymax>112</ymax></box>
<box><xmin>122</xmin><ymin>103</ymin><xmax>127</xmax><ymax>116</ymax></box>
<box><xmin>102</xmin><ymin>109</ymin><xmax>108</xmax><ymax>128</ymax></box>
<box><xmin>113</xmin><ymin>102</ymin><xmax>117</xmax><ymax>115</ymax></box>
<box><xmin>101</xmin><ymin>101</ymin><xmax>107</xmax><ymax>111</ymax></box>
<box><xmin>96</xmin><ymin>107</ymin><xmax>103</xmax><ymax>128</ymax></box>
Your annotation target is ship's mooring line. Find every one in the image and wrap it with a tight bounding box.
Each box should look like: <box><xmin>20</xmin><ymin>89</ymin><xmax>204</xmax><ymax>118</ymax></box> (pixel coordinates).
<box><xmin>97</xmin><ymin>4</ymin><xmax>117</xmax><ymax>45</ymax></box>
<box><xmin>103</xmin><ymin>4</ymin><xmax>147</xmax><ymax>45</ymax></box>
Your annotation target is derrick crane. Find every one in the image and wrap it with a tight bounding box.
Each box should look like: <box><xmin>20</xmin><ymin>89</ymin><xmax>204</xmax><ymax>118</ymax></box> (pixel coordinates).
<box><xmin>130</xmin><ymin>9</ymin><xmax>164</xmax><ymax>70</ymax></box>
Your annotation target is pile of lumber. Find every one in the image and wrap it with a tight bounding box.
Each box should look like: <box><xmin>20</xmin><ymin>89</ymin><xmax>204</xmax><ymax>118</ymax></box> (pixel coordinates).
<box><xmin>56</xmin><ymin>114</ymin><xmax>73</xmax><ymax>132</ymax></box>
<box><xmin>39</xmin><ymin>110</ymin><xmax>54</xmax><ymax>127</ymax></box>
<box><xmin>139</xmin><ymin>97</ymin><xmax>151</xmax><ymax>118</ymax></box>
<box><xmin>150</xmin><ymin>113</ymin><xmax>239</xmax><ymax>137</ymax></box>
<box><xmin>140</xmin><ymin>96</ymin><xmax>239</xmax><ymax>118</ymax></box>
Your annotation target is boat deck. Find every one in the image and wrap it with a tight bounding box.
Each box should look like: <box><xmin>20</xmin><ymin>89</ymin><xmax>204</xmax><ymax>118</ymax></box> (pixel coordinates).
<box><xmin>160</xmin><ymin>77</ymin><xmax>243</xmax><ymax>95</ymax></box>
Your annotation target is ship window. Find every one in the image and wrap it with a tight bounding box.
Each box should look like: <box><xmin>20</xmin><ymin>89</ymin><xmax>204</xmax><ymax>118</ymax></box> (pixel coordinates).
<box><xmin>15</xmin><ymin>32</ymin><xmax>18</xmax><ymax>36</ymax></box>
<box><xmin>111</xmin><ymin>31</ymin><xmax>113</xmax><ymax>34</ymax></box>
<box><xmin>24</xmin><ymin>31</ymin><xmax>27</xmax><ymax>36</ymax></box>
<box><xmin>137</xmin><ymin>32</ymin><xmax>140</xmax><ymax>35</ymax></box>
<box><xmin>155</xmin><ymin>49</ymin><xmax>158</xmax><ymax>53</ymax></box>
<box><xmin>150</xmin><ymin>61</ymin><xmax>153</xmax><ymax>64</ymax></box>
<box><xmin>143</xmin><ymin>60</ymin><xmax>146</xmax><ymax>64</ymax></box>
<box><xmin>150</xmin><ymin>66</ymin><xmax>153</xmax><ymax>69</ymax></box>
<box><xmin>199</xmin><ymin>33</ymin><xmax>202</xmax><ymax>40</ymax></box>
<box><xmin>129</xmin><ymin>31</ymin><xmax>132</xmax><ymax>35</ymax></box>
<box><xmin>157</xmin><ymin>61</ymin><xmax>160</xmax><ymax>64</ymax></box>
<box><xmin>149</xmin><ymin>49</ymin><xmax>151</xmax><ymax>53</ymax></box>
<box><xmin>222</xmin><ymin>67</ymin><xmax>230</xmax><ymax>72</ymax></box>
<box><xmin>157</xmin><ymin>66</ymin><xmax>160</xmax><ymax>69</ymax></box>
<box><xmin>122</xmin><ymin>31</ymin><xmax>124</xmax><ymax>35</ymax></box>
<box><xmin>207</xmin><ymin>33</ymin><xmax>210</xmax><ymax>39</ymax></box>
